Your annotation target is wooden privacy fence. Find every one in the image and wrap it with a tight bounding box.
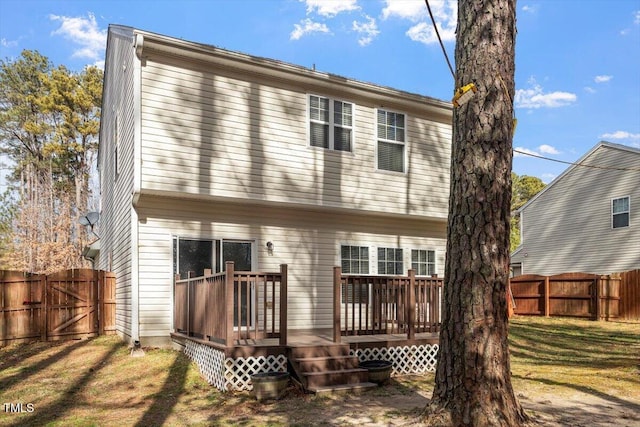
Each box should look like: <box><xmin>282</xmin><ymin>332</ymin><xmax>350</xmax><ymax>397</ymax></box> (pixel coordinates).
<box><xmin>619</xmin><ymin>269</ymin><xmax>640</xmax><ymax>319</ymax></box>
<box><xmin>174</xmin><ymin>262</ymin><xmax>288</xmax><ymax>347</ymax></box>
<box><xmin>509</xmin><ymin>272</ymin><xmax>623</xmax><ymax>320</ymax></box>
<box><xmin>333</xmin><ymin>267</ymin><xmax>443</xmax><ymax>342</ymax></box>
<box><xmin>0</xmin><ymin>269</ymin><xmax>116</xmax><ymax>346</ymax></box>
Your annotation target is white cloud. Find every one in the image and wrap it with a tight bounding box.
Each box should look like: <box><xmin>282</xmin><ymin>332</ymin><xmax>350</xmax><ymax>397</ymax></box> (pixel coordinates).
<box><xmin>515</xmin><ymin>79</ymin><xmax>577</xmax><ymax>109</ymax></box>
<box><xmin>540</xmin><ymin>173</ymin><xmax>556</xmax><ymax>184</ymax></box>
<box><xmin>514</xmin><ymin>145</ymin><xmax>560</xmax><ymax>159</ymax></box>
<box><xmin>301</xmin><ymin>0</ymin><xmax>359</xmax><ymax>17</ymax></box>
<box><xmin>584</xmin><ymin>86</ymin><xmax>596</xmax><ymax>94</ymax></box>
<box><xmin>406</xmin><ymin>20</ymin><xmax>456</xmax><ymax>44</ymax></box>
<box><xmin>382</xmin><ymin>0</ymin><xmax>428</xmax><ymax>21</ymax></box>
<box><xmin>634</xmin><ymin>10</ymin><xmax>640</xmax><ymax>25</ymax></box>
<box><xmin>538</xmin><ymin>144</ymin><xmax>560</xmax><ymax>155</ymax></box>
<box><xmin>290</xmin><ymin>18</ymin><xmax>331</xmax><ymax>40</ymax></box>
<box><xmin>1</xmin><ymin>38</ymin><xmax>19</xmax><ymax>48</ymax></box>
<box><xmin>353</xmin><ymin>15</ymin><xmax>379</xmax><ymax>46</ymax></box>
<box><xmin>50</xmin><ymin>13</ymin><xmax>107</xmax><ymax>62</ymax></box>
<box><xmin>600</xmin><ymin>131</ymin><xmax>640</xmax><ymax>141</ymax></box>
<box><xmin>594</xmin><ymin>75</ymin><xmax>612</xmax><ymax>83</ymax></box>
<box><xmin>383</xmin><ymin>0</ymin><xmax>457</xmax><ymax>45</ymax></box>
<box><xmin>521</xmin><ymin>5</ymin><xmax>538</xmax><ymax>14</ymax></box>
<box><xmin>513</xmin><ymin>147</ymin><xmax>538</xmax><ymax>158</ymax></box>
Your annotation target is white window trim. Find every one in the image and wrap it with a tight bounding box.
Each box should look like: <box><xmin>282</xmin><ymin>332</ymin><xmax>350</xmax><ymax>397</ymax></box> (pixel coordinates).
<box><xmin>375</xmin><ymin>108</ymin><xmax>408</xmax><ymax>174</ymax></box>
<box><xmin>338</xmin><ymin>243</ymin><xmax>371</xmax><ymax>275</ymax></box>
<box><xmin>376</xmin><ymin>246</ymin><xmax>404</xmax><ymax>276</ymax></box>
<box><xmin>411</xmin><ymin>249</ymin><xmax>437</xmax><ymax>276</ymax></box>
<box><xmin>307</xmin><ymin>94</ymin><xmax>355</xmax><ymax>152</ymax></box>
<box><xmin>611</xmin><ymin>196</ymin><xmax>630</xmax><ymax>229</ymax></box>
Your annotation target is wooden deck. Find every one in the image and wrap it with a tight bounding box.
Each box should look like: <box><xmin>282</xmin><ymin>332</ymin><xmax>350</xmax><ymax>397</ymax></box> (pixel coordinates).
<box><xmin>171</xmin><ymin>328</ymin><xmax>439</xmax><ymax>358</ymax></box>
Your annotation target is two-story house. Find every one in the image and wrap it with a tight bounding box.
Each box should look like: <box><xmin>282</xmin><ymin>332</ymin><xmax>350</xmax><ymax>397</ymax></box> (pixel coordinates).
<box><xmin>97</xmin><ymin>25</ymin><xmax>452</xmax><ymax>357</ymax></box>
<box><xmin>511</xmin><ymin>141</ymin><xmax>640</xmax><ymax>276</ymax></box>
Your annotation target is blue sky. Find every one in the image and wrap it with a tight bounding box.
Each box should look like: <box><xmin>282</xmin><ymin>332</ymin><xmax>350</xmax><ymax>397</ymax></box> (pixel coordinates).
<box><xmin>1</xmin><ymin>0</ymin><xmax>639</xmax><ymax>186</ymax></box>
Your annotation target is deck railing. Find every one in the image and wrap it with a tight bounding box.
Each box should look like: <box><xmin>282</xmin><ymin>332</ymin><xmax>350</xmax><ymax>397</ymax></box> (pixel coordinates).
<box><xmin>174</xmin><ymin>262</ymin><xmax>288</xmax><ymax>347</ymax></box>
<box><xmin>333</xmin><ymin>267</ymin><xmax>443</xmax><ymax>342</ymax></box>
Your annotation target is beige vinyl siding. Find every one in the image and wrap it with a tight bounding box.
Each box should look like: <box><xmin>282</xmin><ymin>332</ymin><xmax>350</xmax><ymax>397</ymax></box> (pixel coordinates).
<box><xmin>135</xmin><ymin>195</ymin><xmax>447</xmax><ymax>337</ymax></box>
<box><xmin>138</xmin><ymin>55</ymin><xmax>451</xmax><ymax>219</ymax></box>
<box><xmin>512</xmin><ymin>144</ymin><xmax>640</xmax><ymax>275</ymax></box>
<box><xmin>97</xmin><ymin>27</ymin><xmax>136</xmax><ymax>340</ymax></box>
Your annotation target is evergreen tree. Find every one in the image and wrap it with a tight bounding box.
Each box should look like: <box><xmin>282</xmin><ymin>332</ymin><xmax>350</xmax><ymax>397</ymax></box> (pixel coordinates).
<box><xmin>424</xmin><ymin>0</ymin><xmax>529</xmax><ymax>425</ymax></box>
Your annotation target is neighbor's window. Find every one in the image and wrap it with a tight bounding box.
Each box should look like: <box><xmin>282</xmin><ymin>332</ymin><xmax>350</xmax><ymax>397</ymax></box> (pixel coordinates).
<box><xmin>378</xmin><ymin>247</ymin><xmax>403</xmax><ymax>275</ymax></box>
<box><xmin>377</xmin><ymin>109</ymin><xmax>405</xmax><ymax>172</ymax></box>
<box><xmin>309</xmin><ymin>95</ymin><xmax>353</xmax><ymax>152</ymax></box>
<box><xmin>412</xmin><ymin>249</ymin><xmax>436</xmax><ymax>276</ymax></box>
<box><xmin>612</xmin><ymin>196</ymin><xmax>630</xmax><ymax>228</ymax></box>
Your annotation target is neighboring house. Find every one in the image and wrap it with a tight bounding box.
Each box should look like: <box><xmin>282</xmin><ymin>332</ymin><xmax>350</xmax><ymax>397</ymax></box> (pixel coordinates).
<box><xmin>96</xmin><ymin>25</ymin><xmax>452</xmax><ymax>348</ymax></box>
<box><xmin>511</xmin><ymin>142</ymin><xmax>640</xmax><ymax>276</ymax></box>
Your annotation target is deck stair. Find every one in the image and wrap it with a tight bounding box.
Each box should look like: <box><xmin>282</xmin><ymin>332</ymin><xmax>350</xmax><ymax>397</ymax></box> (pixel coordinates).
<box><xmin>287</xmin><ymin>343</ymin><xmax>377</xmax><ymax>394</ymax></box>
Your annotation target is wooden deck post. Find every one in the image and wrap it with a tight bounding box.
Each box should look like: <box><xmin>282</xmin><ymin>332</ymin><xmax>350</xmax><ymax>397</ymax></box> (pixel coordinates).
<box><xmin>333</xmin><ymin>267</ymin><xmax>341</xmax><ymax>343</ymax></box>
<box><xmin>407</xmin><ymin>269</ymin><xmax>416</xmax><ymax>340</ymax></box>
<box><xmin>187</xmin><ymin>271</ymin><xmax>192</xmax><ymax>336</ymax></box>
<box><xmin>279</xmin><ymin>264</ymin><xmax>288</xmax><ymax>346</ymax></box>
<box><xmin>225</xmin><ymin>262</ymin><xmax>235</xmax><ymax>348</ymax></box>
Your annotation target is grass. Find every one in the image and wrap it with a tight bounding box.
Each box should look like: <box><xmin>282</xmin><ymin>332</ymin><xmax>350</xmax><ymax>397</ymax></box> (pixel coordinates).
<box><xmin>508</xmin><ymin>317</ymin><xmax>640</xmax><ymax>400</ymax></box>
<box><xmin>0</xmin><ymin>317</ymin><xmax>638</xmax><ymax>426</ymax></box>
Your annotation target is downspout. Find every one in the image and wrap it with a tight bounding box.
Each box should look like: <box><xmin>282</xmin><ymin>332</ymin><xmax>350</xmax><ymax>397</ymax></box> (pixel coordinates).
<box><xmin>130</xmin><ymin>32</ymin><xmax>144</xmax><ymax>346</ymax></box>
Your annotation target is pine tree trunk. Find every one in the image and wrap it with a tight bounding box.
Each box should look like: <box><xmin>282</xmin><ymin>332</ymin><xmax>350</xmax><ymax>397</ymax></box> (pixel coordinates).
<box><xmin>423</xmin><ymin>0</ymin><xmax>529</xmax><ymax>425</ymax></box>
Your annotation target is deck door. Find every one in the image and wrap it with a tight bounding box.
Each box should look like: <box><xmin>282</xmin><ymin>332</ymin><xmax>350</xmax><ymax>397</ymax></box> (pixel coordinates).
<box><xmin>222</xmin><ymin>241</ymin><xmax>254</xmax><ymax>328</ymax></box>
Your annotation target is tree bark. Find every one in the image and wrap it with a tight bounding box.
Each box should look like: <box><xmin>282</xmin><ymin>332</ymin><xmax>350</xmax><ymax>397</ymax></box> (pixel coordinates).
<box><xmin>423</xmin><ymin>0</ymin><xmax>529</xmax><ymax>425</ymax></box>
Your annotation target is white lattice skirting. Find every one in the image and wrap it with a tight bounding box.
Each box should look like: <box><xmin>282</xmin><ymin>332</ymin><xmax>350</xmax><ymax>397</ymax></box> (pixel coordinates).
<box><xmin>183</xmin><ymin>340</ymin><xmax>287</xmax><ymax>392</ymax></box>
<box><xmin>352</xmin><ymin>344</ymin><xmax>439</xmax><ymax>376</ymax></box>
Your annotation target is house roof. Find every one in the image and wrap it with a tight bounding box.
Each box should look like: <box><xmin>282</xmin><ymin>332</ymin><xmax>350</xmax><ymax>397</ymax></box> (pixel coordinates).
<box><xmin>514</xmin><ymin>141</ymin><xmax>640</xmax><ymax>215</ymax></box>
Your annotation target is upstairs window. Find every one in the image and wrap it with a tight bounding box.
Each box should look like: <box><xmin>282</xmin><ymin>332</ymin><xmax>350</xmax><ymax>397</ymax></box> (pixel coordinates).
<box><xmin>612</xmin><ymin>196</ymin><xmax>630</xmax><ymax>228</ymax></box>
<box><xmin>378</xmin><ymin>247</ymin><xmax>403</xmax><ymax>275</ymax></box>
<box><xmin>309</xmin><ymin>95</ymin><xmax>353</xmax><ymax>152</ymax></box>
<box><xmin>377</xmin><ymin>109</ymin><xmax>405</xmax><ymax>172</ymax></box>
<box><xmin>412</xmin><ymin>249</ymin><xmax>436</xmax><ymax>276</ymax></box>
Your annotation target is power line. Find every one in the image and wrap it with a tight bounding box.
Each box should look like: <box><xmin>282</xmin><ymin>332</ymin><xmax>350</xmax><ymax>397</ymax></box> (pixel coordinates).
<box><xmin>425</xmin><ymin>0</ymin><xmax>455</xmax><ymax>79</ymax></box>
<box><xmin>513</xmin><ymin>149</ymin><xmax>640</xmax><ymax>172</ymax></box>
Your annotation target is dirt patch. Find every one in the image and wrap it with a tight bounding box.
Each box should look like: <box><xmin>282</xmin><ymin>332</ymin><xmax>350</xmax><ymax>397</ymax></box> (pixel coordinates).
<box><xmin>184</xmin><ymin>375</ymin><xmax>640</xmax><ymax>426</ymax></box>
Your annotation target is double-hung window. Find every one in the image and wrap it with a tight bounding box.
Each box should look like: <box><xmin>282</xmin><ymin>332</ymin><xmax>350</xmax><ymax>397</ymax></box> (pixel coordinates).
<box><xmin>341</xmin><ymin>245</ymin><xmax>369</xmax><ymax>274</ymax></box>
<box><xmin>612</xmin><ymin>196</ymin><xmax>630</xmax><ymax>228</ymax></box>
<box><xmin>309</xmin><ymin>95</ymin><xmax>353</xmax><ymax>152</ymax></box>
<box><xmin>412</xmin><ymin>249</ymin><xmax>436</xmax><ymax>276</ymax></box>
<box><xmin>378</xmin><ymin>247</ymin><xmax>403</xmax><ymax>275</ymax></box>
<box><xmin>377</xmin><ymin>109</ymin><xmax>405</xmax><ymax>172</ymax></box>
<box><xmin>340</xmin><ymin>245</ymin><xmax>369</xmax><ymax>303</ymax></box>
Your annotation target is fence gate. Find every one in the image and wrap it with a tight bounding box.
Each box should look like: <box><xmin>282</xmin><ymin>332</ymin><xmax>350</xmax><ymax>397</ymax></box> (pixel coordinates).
<box><xmin>0</xmin><ymin>269</ymin><xmax>115</xmax><ymax>345</ymax></box>
<box><xmin>46</xmin><ymin>270</ymin><xmax>98</xmax><ymax>340</ymax></box>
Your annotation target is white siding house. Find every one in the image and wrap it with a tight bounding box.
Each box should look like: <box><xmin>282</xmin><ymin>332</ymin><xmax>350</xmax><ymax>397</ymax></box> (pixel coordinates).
<box><xmin>98</xmin><ymin>26</ymin><xmax>452</xmax><ymax>346</ymax></box>
<box><xmin>511</xmin><ymin>142</ymin><xmax>640</xmax><ymax>276</ymax></box>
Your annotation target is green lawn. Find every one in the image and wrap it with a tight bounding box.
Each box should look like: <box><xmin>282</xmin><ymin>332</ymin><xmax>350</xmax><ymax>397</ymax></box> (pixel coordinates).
<box><xmin>1</xmin><ymin>316</ymin><xmax>638</xmax><ymax>426</ymax></box>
